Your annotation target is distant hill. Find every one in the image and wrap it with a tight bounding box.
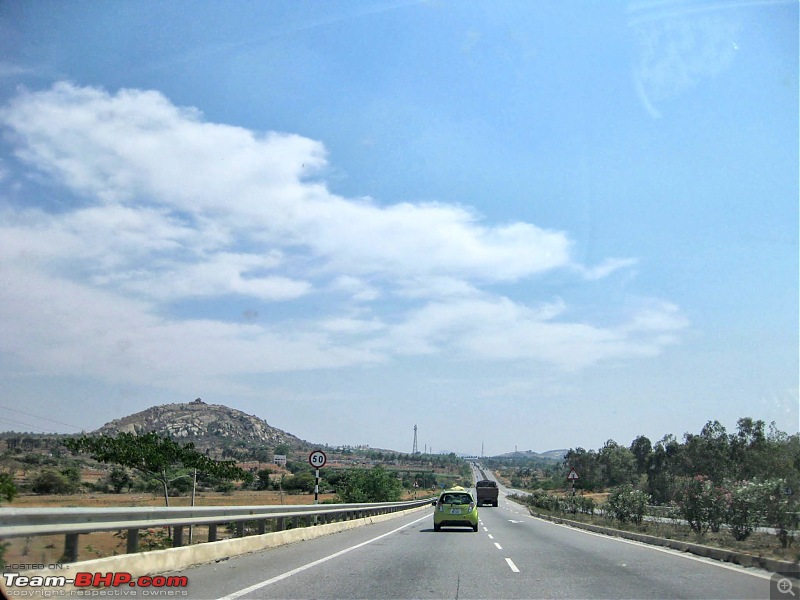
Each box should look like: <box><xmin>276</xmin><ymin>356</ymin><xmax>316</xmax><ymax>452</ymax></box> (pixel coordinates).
<box><xmin>94</xmin><ymin>398</ymin><xmax>309</xmax><ymax>453</ymax></box>
<box><xmin>495</xmin><ymin>449</ymin><xmax>567</xmax><ymax>461</ymax></box>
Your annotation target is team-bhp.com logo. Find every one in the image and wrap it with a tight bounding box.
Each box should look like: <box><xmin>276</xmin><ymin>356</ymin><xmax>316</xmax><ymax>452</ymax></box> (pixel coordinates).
<box><xmin>3</xmin><ymin>572</ymin><xmax>188</xmax><ymax>596</ymax></box>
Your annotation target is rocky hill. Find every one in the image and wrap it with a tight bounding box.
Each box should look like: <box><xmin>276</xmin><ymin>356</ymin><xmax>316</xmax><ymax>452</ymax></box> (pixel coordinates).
<box><xmin>496</xmin><ymin>449</ymin><xmax>567</xmax><ymax>461</ymax></box>
<box><xmin>94</xmin><ymin>398</ymin><xmax>309</xmax><ymax>452</ymax></box>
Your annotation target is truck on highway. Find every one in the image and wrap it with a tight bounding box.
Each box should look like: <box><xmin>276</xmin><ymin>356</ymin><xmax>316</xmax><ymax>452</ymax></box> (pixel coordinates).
<box><xmin>475</xmin><ymin>479</ymin><xmax>499</xmax><ymax>507</ymax></box>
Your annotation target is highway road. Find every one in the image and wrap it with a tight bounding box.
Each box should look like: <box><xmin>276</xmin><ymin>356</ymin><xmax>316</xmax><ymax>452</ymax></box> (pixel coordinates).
<box><xmin>173</xmin><ymin>488</ymin><xmax>779</xmax><ymax>598</ymax></box>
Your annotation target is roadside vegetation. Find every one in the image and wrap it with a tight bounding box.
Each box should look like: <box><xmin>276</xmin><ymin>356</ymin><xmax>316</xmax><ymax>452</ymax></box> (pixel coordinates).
<box><xmin>0</xmin><ymin>432</ymin><xmax>471</xmax><ymax>503</ymax></box>
<box><xmin>0</xmin><ymin>432</ymin><xmax>471</xmax><ymax>564</ymax></box>
<box><xmin>497</xmin><ymin>418</ymin><xmax>799</xmax><ymax>562</ymax></box>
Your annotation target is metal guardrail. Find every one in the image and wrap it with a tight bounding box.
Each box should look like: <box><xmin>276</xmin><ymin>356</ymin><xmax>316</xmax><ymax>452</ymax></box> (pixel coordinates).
<box><xmin>0</xmin><ymin>498</ymin><xmax>433</xmax><ymax>563</ymax></box>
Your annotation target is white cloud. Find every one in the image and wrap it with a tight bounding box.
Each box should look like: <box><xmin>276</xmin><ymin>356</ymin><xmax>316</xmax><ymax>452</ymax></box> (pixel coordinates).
<box><xmin>121</xmin><ymin>252</ymin><xmax>311</xmax><ymax>301</ymax></box>
<box><xmin>0</xmin><ymin>82</ymin><xmax>688</xmax><ymax>390</ymax></box>
<box><xmin>1</xmin><ymin>82</ymin><xmax>573</xmax><ymax>283</ymax></box>
<box><xmin>330</xmin><ymin>276</ymin><xmax>381</xmax><ymax>302</ymax></box>
<box><xmin>382</xmin><ymin>295</ymin><xmax>687</xmax><ymax>369</ymax></box>
<box><xmin>395</xmin><ymin>276</ymin><xmax>481</xmax><ymax>299</ymax></box>
<box><xmin>0</xmin><ymin>264</ymin><xmax>377</xmax><ymax>391</ymax></box>
<box><xmin>321</xmin><ymin>316</ymin><xmax>386</xmax><ymax>335</ymax></box>
<box><xmin>578</xmin><ymin>257</ymin><xmax>638</xmax><ymax>281</ymax></box>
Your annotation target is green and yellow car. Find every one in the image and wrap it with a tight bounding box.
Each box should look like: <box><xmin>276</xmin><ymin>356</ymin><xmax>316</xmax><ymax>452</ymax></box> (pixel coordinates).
<box><xmin>432</xmin><ymin>488</ymin><xmax>479</xmax><ymax>532</ymax></box>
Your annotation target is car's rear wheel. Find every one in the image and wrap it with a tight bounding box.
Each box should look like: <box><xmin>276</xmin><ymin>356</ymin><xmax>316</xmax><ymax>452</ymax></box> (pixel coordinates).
<box><xmin>472</xmin><ymin>524</ymin><xmax>478</xmax><ymax>532</ymax></box>
<box><xmin>434</xmin><ymin>523</ymin><xmax>441</xmax><ymax>532</ymax></box>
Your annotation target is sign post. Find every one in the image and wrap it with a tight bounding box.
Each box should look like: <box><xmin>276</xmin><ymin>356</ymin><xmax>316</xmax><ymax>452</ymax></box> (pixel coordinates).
<box><xmin>567</xmin><ymin>467</ymin><xmax>579</xmax><ymax>496</ymax></box>
<box><xmin>308</xmin><ymin>450</ymin><xmax>327</xmax><ymax>505</ymax></box>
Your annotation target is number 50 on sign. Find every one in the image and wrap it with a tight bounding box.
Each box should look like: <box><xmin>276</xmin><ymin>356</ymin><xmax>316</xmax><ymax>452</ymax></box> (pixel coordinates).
<box><xmin>309</xmin><ymin>450</ymin><xmax>327</xmax><ymax>468</ymax></box>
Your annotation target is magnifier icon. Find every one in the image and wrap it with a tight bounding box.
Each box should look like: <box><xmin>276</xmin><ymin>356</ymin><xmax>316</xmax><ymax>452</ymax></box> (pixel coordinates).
<box><xmin>778</xmin><ymin>578</ymin><xmax>796</xmax><ymax>596</ymax></box>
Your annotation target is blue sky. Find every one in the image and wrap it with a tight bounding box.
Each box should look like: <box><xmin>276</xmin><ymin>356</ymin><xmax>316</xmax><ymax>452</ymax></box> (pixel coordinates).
<box><xmin>0</xmin><ymin>0</ymin><xmax>796</xmax><ymax>455</ymax></box>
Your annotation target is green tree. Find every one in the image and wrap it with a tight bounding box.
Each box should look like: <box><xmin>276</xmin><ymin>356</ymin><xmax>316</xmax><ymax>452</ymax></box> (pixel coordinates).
<box><xmin>564</xmin><ymin>448</ymin><xmax>600</xmax><ymax>490</ymax></box>
<box><xmin>255</xmin><ymin>468</ymin><xmax>273</xmax><ymax>491</ymax></box>
<box><xmin>729</xmin><ymin>418</ymin><xmax>767</xmax><ymax>480</ymax></box>
<box><xmin>0</xmin><ymin>472</ymin><xmax>17</xmax><ymax>503</ymax></box>
<box><xmin>335</xmin><ymin>466</ymin><xmax>402</xmax><ymax>503</ymax></box>
<box><xmin>682</xmin><ymin>420</ymin><xmax>731</xmax><ymax>484</ymax></box>
<box><xmin>646</xmin><ymin>434</ymin><xmax>682</xmax><ymax>504</ymax></box>
<box><xmin>107</xmin><ymin>466</ymin><xmax>133</xmax><ymax>493</ymax></box>
<box><xmin>61</xmin><ymin>466</ymin><xmax>82</xmax><ymax>490</ymax></box>
<box><xmin>274</xmin><ymin>443</ymin><xmax>291</xmax><ymax>457</ymax></box>
<box><xmin>31</xmin><ymin>470</ymin><xmax>73</xmax><ymax>495</ymax></box>
<box><xmin>64</xmin><ymin>432</ymin><xmax>252</xmax><ymax>506</ymax></box>
<box><xmin>629</xmin><ymin>435</ymin><xmax>652</xmax><ymax>476</ymax></box>
<box><xmin>283</xmin><ymin>472</ymin><xmax>315</xmax><ymax>494</ymax></box>
<box><xmin>597</xmin><ymin>440</ymin><xmax>637</xmax><ymax>487</ymax></box>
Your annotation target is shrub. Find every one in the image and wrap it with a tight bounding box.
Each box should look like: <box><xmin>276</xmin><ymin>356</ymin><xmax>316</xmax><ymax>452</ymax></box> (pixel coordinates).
<box><xmin>561</xmin><ymin>494</ymin><xmax>596</xmax><ymax>515</ymax></box>
<box><xmin>31</xmin><ymin>470</ymin><xmax>74</xmax><ymax>495</ymax></box>
<box><xmin>726</xmin><ymin>480</ymin><xmax>761</xmax><ymax>541</ymax></box>
<box><xmin>335</xmin><ymin>466</ymin><xmax>402</xmax><ymax>503</ymax></box>
<box><xmin>0</xmin><ymin>473</ymin><xmax>17</xmax><ymax>503</ymax></box>
<box><xmin>606</xmin><ymin>485</ymin><xmax>649</xmax><ymax>525</ymax></box>
<box><xmin>757</xmin><ymin>478</ymin><xmax>799</xmax><ymax>548</ymax></box>
<box><xmin>676</xmin><ymin>475</ymin><xmax>727</xmax><ymax>535</ymax></box>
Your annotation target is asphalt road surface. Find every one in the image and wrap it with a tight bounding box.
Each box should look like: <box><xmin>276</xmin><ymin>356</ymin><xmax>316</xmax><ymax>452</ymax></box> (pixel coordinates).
<box><xmin>173</xmin><ymin>493</ymin><xmax>779</xmax><ymax>599</ymax></box>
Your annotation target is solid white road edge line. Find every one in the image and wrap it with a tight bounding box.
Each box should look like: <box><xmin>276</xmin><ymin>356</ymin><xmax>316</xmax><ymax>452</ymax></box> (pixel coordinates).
<box><xmin>217</xmin><ymin>513</ymin><xmax>431</xmax><ymax>600</ymax></box>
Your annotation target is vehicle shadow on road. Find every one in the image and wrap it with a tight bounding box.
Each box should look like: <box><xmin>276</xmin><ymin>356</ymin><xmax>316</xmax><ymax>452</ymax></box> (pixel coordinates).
<box><xmin>419</xmin><ymin>528</ymin><xmax>475</xmax><ymax>533</ymax></box>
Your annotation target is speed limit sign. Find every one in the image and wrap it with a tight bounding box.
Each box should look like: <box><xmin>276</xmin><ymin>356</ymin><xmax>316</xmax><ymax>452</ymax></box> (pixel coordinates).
<box><xmin>308</xmin><ymin>450</ymin><xmax>327</xmax><ymax>468</ymax></box>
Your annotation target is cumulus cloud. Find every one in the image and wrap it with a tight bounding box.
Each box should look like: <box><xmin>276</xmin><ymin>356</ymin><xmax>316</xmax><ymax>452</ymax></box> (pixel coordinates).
<box><xmin>1</xmin><ymin>82</ymin><xmax>572</xmax><ymax>282</ymax></box>
<box><xmin>0</xmin><ymin>82</ymin><xmax>686</xmax><ymax>391</ymax></box>
<box><xmin>0</xmin><ymin>264</ymin><xmax>378</xmax><ymax>391</ymax></box>
<box><xmin>381</xmin><ymin>296</ymin><xmax>686</xmax><ymax>369</ymax></box>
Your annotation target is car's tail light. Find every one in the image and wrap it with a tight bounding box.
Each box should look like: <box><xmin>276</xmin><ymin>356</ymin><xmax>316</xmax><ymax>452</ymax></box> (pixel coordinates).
<box><xmin>469</xmin><ymin>502</ymin><xmax>475</xmax><ymax>512</ymax></box>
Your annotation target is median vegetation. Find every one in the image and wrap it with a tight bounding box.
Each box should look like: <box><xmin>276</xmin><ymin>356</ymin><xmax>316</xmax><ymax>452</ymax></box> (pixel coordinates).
<box><xmin>501</xmin><ymin>418</ymin><xmax>799</xmax><ymax>562</ymax></box>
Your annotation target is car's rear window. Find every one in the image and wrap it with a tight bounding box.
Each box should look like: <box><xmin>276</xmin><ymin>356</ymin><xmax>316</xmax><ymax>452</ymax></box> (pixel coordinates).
<box><xmin>441</xmin><ymin>493</ymin><xmax>472</xmax><ymax>505</ymax></box>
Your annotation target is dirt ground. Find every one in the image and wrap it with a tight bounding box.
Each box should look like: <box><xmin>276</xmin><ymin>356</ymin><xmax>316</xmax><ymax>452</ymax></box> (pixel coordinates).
<box><xmin>9</xmin><ymin>489</ymin><xmax>336</xmax><ymax>508</ymax></box>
